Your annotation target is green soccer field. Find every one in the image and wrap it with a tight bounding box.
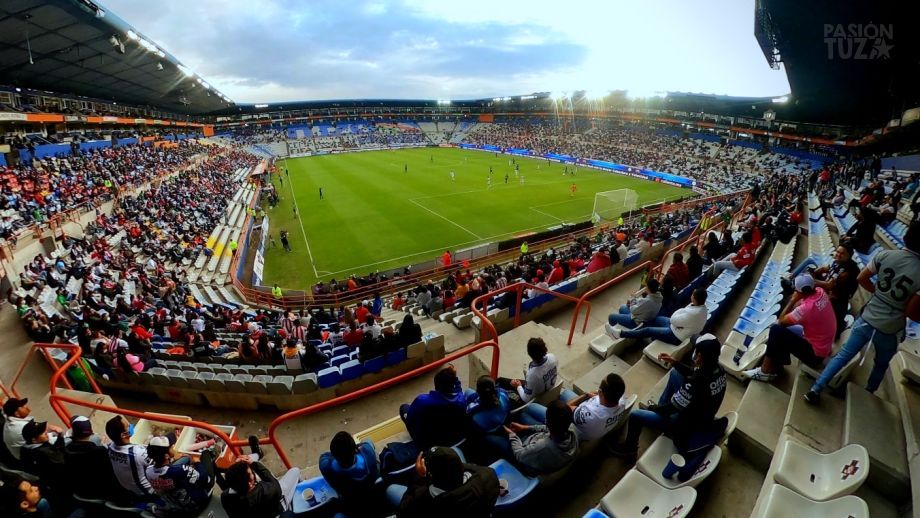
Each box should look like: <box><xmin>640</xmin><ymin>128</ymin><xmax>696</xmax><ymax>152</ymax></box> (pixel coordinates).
<box><xmin>259</xmin><ymin>147</ymin><xmax>689</xmax><ymax>289</ymax></box>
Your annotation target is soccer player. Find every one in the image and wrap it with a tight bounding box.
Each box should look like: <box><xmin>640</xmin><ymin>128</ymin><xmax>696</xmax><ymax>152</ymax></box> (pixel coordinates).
<box><xmin>519</xmin><ymin>175</ymin><xmax>525</xmax><ymax>184</ymax></box>
<box><xmin>404</xmin><ymin>164</ymin><xmax>408</xmax><ymax>173</ymax></box>
<box><xmin>319</xmin><ymin>187</ymin><xmax>323</xmax><ymax>200</ymax></box>
<box><xmin>505</xmin><ymin>172</ymin><xmax>509</xmax><ymax>184</ymax></box>
<box><xmin>487</xmin><ymin>176</ymin><xmax>492</xmax><ymax>189</ymax></box>
<box><xmin>450</xmin><ymin>170</ymin><xmax>455</xmax><ymax>181</ymax></box>
<box><xmin>570</xmin><ymin>183</ymin><xmax>577</xmax><ymax>197</ymax></box>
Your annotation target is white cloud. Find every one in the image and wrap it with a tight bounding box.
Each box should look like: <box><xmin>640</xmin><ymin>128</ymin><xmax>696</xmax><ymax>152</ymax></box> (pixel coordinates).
<box><xmin>100</xmin><ymin>0</ymin><xmax>789</xmax><ymax>103</ymax></box>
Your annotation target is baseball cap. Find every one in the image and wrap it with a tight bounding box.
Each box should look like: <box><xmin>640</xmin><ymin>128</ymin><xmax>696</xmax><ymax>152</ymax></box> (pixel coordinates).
<box><xmin>693</xmin><ymin>333</ymin><xmax>721</xmax><ymax>363</ymax></box>
<box><xmin>794</xmin><ymin>274</ymin><xmax>816</xmax><ymax>292</ymax></box>
<box><xmin>424</xmin><ymin>446</ymin><xmax>463</xmax><ymax>490</ymax></box>
<box><xmin>70</xmin><ymin>416</ymin><xmax>93</xmax><ymax>438</ymax></box>
<box><xmin>3</xmin><ymin>397</ymin><xmax>28</xmax><ymax>417</ymax></box>
<box><xmin>21</xmin><ymin>420</ymin><xmax>47</xmax><ymax>444</ymax></box>
<box><xmin>147</xmin><ymin>435</ymin><xmax>171</xmax><ymax>456</ymax></box>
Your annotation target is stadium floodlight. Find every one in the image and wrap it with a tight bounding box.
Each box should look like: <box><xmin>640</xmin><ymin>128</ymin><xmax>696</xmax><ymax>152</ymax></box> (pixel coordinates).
<box><xmin>177</xmin><ymin>64</ymin><xmax>193</xmax><ymax>76</ymax></box>
<box><xmin>254</xmin><ymin>104</ymin><xmax>269</xmax><ymax>108</ymax></box>
<box><xmin>771</xmin><ymin>95</ymin><xmax>789</xmax><ymax>103</ymax></box>
<box><xmin>126</xmin><ymin>30</ymin><xmax>139</xmax><ymax>41</ymax></box>
<box><xmin>156</xmin><ymin>62</ymin><xmax>164</xmax><ymax>71</ymax></box>
<box><xmin>436</xmin><ymin>99</ymin><xmax>451</xmax><ymax>105</ymax></box>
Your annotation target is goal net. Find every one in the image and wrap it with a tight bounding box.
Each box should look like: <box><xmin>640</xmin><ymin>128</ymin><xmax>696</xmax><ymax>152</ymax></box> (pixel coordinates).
<box><xmin>592</xmin><ymin>189</ymin><xmax>638</xmax><ymax>224</ymax></box>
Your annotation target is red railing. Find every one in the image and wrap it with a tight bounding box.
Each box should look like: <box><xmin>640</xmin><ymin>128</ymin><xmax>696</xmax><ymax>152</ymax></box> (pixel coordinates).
<box><xmin>264</xmin><ymin>339</ymin><xmax>501</xmax><ymax>469</ymax></box>
<box><xmin>566</xmin><ymin>261</ymin><xmax>655</xmax><ymax>345</ymax></box>
<box><xmin>470</xmin><ymin>281</ymin><xmax>584</xmax><ymax>346</ymax></box>
<box><xmin>40</xmin><ymin>343</ymin><xmax>243</xmax><ymax>456</ymax></box>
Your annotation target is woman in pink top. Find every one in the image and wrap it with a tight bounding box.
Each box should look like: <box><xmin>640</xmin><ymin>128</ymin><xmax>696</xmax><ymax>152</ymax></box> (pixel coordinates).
<box><xmin>745</xmin><ymin>274</ymin><xmax>837</xmax><ymax>382</ymax></box>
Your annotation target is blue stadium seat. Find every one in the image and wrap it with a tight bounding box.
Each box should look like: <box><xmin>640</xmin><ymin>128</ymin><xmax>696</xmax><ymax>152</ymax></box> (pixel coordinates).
<box><xmin>317</xmin><ymin>367</ymin><xmax>341</xmax><ymax>388</ymax></box>
<box><xmin>340</xmin><ymin>360</ymin><xmax>365</xmax><ymax>381</ymax></box>
<box><xmin>385</xmin><ymin>348</ymin><xmax>407</xmax><ymax>366</ymax></box>
<box><xmin>331</xmin><ymin>346</ymin><xmax>350</xmax><ymax>357</ymax></box>
<box><xmin>364</xmin><ymin>356</ymin><xmax>386</xmax><ymax>373</ymax></box>
<box><xmin>489</xmin><ymin>459</ymin><xmax>540</xmax><ymax>509</ymax></box>
<box><xmin>583</xmin><ymin>510</ymin><xmax>610</xmax><ymax>518</ymax></box>
<box><xmin>330</xmin><ymin>355</ymin><xmax>350</xmax><ymax>367</ymax></box>
<box><xmin>291</xmin><ymin>476</ymin><xmax>339</xmax><ymax>514</ymax></box>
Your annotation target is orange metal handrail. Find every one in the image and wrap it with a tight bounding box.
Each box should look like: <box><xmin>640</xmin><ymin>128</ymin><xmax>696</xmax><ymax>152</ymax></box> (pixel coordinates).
<box><xmin>566</xmin><ymin>260</ymin><xmax>655</xmax><ymax>345</ymax></box>
<box><xmin>265</xmin><ymin>339</ymin><xmax>501</xmax><ymax>469</ymax></box>
<box><xmin>471</xmin><ymin>281</ymin><xmax>584</xmax><ymax>347</ymax></box>
<box><xmin>43</xmin><ymin>343</ymin><xmax>242</xmax><ymax>456</ymax></box>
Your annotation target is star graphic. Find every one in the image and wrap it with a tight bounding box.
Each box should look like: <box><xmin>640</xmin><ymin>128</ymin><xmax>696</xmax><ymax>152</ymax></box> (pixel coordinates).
<box><xmin>872</xmin><ymin>39</ymin><xmax>894</xmax><ymax>59</ymax></box>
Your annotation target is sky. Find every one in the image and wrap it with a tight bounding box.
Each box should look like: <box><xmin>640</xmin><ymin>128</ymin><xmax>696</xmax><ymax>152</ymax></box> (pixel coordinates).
<box><xmin>101</xmin><ymin>0</ymin><xmax>790</xmax><ymax>104</ymax></box>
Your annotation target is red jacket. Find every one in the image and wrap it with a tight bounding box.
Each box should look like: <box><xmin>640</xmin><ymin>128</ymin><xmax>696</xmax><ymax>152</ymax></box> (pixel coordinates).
<box><xmin>667</xmin><ymin>262</ymin><xmax>690</xmax><ymax>290</ymax></box>
<box><xmin>732</xmin><ymin>243</ymin><xmax>757</xmax><ymax>268</ymax></box>
<box><xmin>586</xmin><ymin>252</ymin><xmax>612</xmax><ymax>273</ymax></box>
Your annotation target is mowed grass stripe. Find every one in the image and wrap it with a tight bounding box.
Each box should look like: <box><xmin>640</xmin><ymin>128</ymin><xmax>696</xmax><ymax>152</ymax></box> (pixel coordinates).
<box><xmin>261</xmin><ymin>148</ymin><xmax>688</xmax><ymax>288</ymax></box>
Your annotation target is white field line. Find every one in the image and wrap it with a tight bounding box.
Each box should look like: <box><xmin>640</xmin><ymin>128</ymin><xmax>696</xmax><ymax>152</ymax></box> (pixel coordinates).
<box><xmin>529</xmin><ymin>206</ymin><xmax>564</xmax><ymax>223</ymax></box>
<box><xmin>407</xmin><ymin>198</ymin><xmax>483</xmax><ymax>240</ymax></box>
<box><xmin>283</xmin><ymin>162</ymin><xmax>320</xmax><ymax>278</ymax></box>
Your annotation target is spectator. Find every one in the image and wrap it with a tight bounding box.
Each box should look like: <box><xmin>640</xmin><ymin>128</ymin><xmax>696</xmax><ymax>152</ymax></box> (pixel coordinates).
<box><xmin>397</xmin><ymin>314</ymin><xmax>422</xmax><ymax>346</ymax></box>
<box><xmin>221</xmin><ymin>454</ymin><xmax>301</xmax><ymax>518</ymax></box>
<box><xmin>604</xmin><ymin>278</ymin><xmax>663</xmax><ymax>337</ymax></box>
<box><xmin>64</xmin><ymin>416</ymin><xmax>120</xmax><ymax>501</ymax></box>
<box><xmin>613</xmin><ymin>335</ymin><xmax>726</xmax><ymax>459</ymax></box>
<box><xmin>711</xmin><ymin>231</ymin><xmax>756</xmax><ymax>277</ymax></box>
<box><xmin>389</xmin><ymin>446</ymin><xmax>499</xmax><ymax>518</ymax></box>
<box><xmin>1</xmin><ymin>476</ymin><xmax>54</xmax><ymax>518</ymax></box>
<box><xmin>810</xmin><ymin>244</ymin><xmax>860</xmax><ymax>339</ymax></box>
<box><xmin>568</xmin><ymin>373</ymin><xmax>629</xmax><ymax>441</ymax></box>
<box><xmin>666</xmin><ymin>252</ymin><xmax>690</xmax><ymax>290</ymax></box>
<box><xmin>746</xmin><ymin>274</ymin><xmax>836</xmax><ymax>382</ymax></box>
<box><xmin>318</xmin><ymin>432</ymin><xmax>379</xmax><ymax>515</ymax></box>
<box><xmin>105</xmin><ymin>416</ymin><xmax>156</xmax><ymax>501</ymax></box>
<box><xmin>502</xmin><ymin>337</ymin><xmax>559</xmax><ymax>403</ymax></box>
<box><xmin>686</xmin><ymin>245</ymin><xmax>704</xmax><ymax>280</ymax></box>
<box><xmin>609</xmin><ymin>288</ymin><xmax>707</xmax><ymax>344</ymax></box>
<box><xmin>3</xmin><ymin>397</ymin><xmax>42</xmax><ymax>462</ymax></box>
<box><xmin>702</xmin><ymin>232</ymin><xmax>723</xmax><ymax>264</ymax></box>
<box><xmin>504</xmin><ymin>400</ymin><xmax>578</xmax><ymax>474</ymax></box>
<box><xmin>586</xmin><ymin>248</ymin><xmax>612</xmax><ymax>273</ymax></box>
<box><xmin>805</xmin><ymin>223</ymin><xmax>920</xmax><ymax>403</ymax></box>
<box><xmin>400</xmin><ymin>365</ymin><xmax>470</xmax><ymax>449</ymax></box>
<box><xmin>842</xmin><ymin>206</ymin><xmax>878</xmax><ymax>254</ymax></box>
<box><xmin>146</xmin><ymin>436</ymin><xmax>221</xmax><ymax>516</ymax></box>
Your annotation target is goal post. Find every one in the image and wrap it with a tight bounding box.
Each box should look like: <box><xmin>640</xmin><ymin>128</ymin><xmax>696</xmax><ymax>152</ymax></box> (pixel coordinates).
<box><xmin>592</xmin><ymin>189</ymin><xmax>639</xmax><ymax>223</ymax></box>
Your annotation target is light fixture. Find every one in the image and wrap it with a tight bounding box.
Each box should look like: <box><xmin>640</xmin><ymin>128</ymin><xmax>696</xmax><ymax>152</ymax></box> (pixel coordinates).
<box><xmin>126</xmin><ymin>30</ymin><xmax>138</xmax><ymax>41</ymax></box>
<box><xmin>771</xmin><ymin>95</ymin><xmax>790</xmax><ymax>104</ymax></box>
<box><xmin>156</xmin><ymin>62</ymin><xmax>164</xmax><ymax>71</ymax></box>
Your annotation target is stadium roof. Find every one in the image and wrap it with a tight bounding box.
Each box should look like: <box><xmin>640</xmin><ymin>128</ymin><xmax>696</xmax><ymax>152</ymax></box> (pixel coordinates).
<box><xmin>0</xmin><ymin>0</ymin><xmax>233</xmax><ymax>114</ymax></box>
<box><xmin>755</xmin><ymin>0</ymin><xmax>920</xmax><ymax>126</ymax></box>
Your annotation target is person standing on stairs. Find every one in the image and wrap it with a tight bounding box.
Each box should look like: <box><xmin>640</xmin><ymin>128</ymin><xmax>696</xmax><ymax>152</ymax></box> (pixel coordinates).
<box><xmin>805</xmin><ymin>222</ymin><xmax>920</xmax><ymax>404</ymax></box>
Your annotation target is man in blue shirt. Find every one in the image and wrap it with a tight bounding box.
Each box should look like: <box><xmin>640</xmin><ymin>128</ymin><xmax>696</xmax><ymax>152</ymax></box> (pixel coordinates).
<box><xmin>319</xmin><ymin>432</ymin><xmax>379</xmax><ymax>515</ymax></box>
<box><xmin>400</xmin><ymin>365</ymin><xmax>470</xmax><ymax>449</ymax></box>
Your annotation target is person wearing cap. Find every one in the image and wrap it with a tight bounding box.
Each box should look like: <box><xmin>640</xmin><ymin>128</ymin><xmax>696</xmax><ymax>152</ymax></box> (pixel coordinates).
<box><xmin>745</xmin><ymin>274</ymin><xmax>836</xmax><ymax>382</ymax></box>
<box><xmin>503</xmin><ymin>399</ymin><xmax>579</xmax><ymax>475</ymax></box>
<box><xmin>145</xmin><ymin>435</ymin><xmax>221</xmax><ymax>516</ymax></box>
<box><xmin>105</xmin><ymin>416</ymin><xmax>157</xmax><ymax>501</ymax></box>
<box><xmin>388</xmin><ymin>446</ymin><xmax>499</xmax><ymax>518</ymax></box>
<box><xmin>612</xmin><ymin>334</ymin><xmax>727</xmax><ymax>459</ymax></box>
<box><xmin>806</xmin><ymin>222</ymin><xmax>920</xmax><ymax>404</ymax></box>
<box><xmin>65</xmin><ymin>416</ymin><xmax>121</xmax><ymax>501</ymax></box>
<box><xmin>318</xmin><ymin>431</ymin><xmax>379</xmax><ymax>516</ymax></box>
<box><xmin>400</xmin><ymin>365</ymin><xmax>471</xmax><ymax>449</ymax></box>
<box><xmin>18</xmin><ymin>420</ymin><xmax>71</xmax><ymax>511</ymax></box>
<box><xmin>3</xmin><ymin>398</ymin><xmax>61</xmax><ymax>462</ymax></box>
<box><xmin>604</xmin><ymin>278</ymin><xmax>663</xmax><ymax>339</ymax></box>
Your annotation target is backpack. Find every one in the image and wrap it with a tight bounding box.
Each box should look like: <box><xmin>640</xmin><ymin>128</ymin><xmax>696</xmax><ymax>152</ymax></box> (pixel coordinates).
<box><xmin>379</xmin><ymin>441</ymin><xmax>420</xmax><ymax>485</ymax></box>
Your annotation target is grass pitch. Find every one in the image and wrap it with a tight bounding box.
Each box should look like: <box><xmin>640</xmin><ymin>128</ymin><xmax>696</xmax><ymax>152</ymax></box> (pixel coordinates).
<box><xmin>260</xmin><ymin>147</ymin><xmax>688</xmax><ymax>289</ymax></box>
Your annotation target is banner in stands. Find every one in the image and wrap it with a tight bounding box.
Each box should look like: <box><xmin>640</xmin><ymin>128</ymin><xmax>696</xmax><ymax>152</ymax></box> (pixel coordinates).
<box><xmin>252</xmin><ymin>216</ymin><xmax>269</xmax><ymax>286</ymax></box>
<box><xmin>0</xmin><ymin>113</ymin><xmax>27</xmax><ymax>121</ymax></box>
<box><xmin>455</xmin><ymin>144</ymin><xmax>694</xmax><ymax>188</ymax></box>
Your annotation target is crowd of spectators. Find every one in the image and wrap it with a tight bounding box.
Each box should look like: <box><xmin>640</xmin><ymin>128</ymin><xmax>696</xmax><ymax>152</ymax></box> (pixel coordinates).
<box><xmin>1</xmin><ymin>141</ymin><xmax>209</xmax><ymax>241</ymax></box>
<box><xmin>462</xmin><ymin>121</ymin><xmax>814</xmax><ymax>194</ymax></box>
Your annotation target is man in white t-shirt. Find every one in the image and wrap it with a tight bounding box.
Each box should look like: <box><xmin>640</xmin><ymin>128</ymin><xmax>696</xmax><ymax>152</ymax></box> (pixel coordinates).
<box><xmin>569</xmin><ymin>373</ymin><xmax>628</xmax><ymax>441</ymax></box>
<box><xmin>508</xmin><ymin>338</ymin><xmax>558</xmax><ymax>403</ymax></box>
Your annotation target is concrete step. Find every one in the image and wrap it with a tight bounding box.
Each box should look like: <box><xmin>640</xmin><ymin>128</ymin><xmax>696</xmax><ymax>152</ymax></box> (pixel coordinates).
<box><xmin>888</xmin><ymin>352</ymin><xmax>920</xmax><ymax>512</ymax></box>
<box><xmin>784</xmin><ymin>371</ymin><xmax>845</xmax><ymax>452</ymax></box>
<box><xmin>845</xmin><ymin>383</ymin><xmax>911</xmax><ymax>503</ymax></box>
<box><xmin>572</xmin><ymin>354</ymin><xmax>631</xmax><ymax>395</ymax></box>
<box><xmin>729</xmin><ymin>381</ymin><xmax>789</xmax><ymax>471</ymax></box>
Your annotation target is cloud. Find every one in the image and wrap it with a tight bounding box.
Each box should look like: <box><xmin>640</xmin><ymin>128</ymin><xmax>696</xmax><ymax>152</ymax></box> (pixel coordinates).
<box><xmin>100</xmin><ymin>0</ymin><xmax>789</xmax><ymax>103</ymax></box>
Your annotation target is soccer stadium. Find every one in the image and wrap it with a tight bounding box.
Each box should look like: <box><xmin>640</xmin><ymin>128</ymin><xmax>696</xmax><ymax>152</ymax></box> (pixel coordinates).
<box><xmin>1</xmin><ymin>0</ymin><xmax>919</xmax><ymax>516</ymax></box>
